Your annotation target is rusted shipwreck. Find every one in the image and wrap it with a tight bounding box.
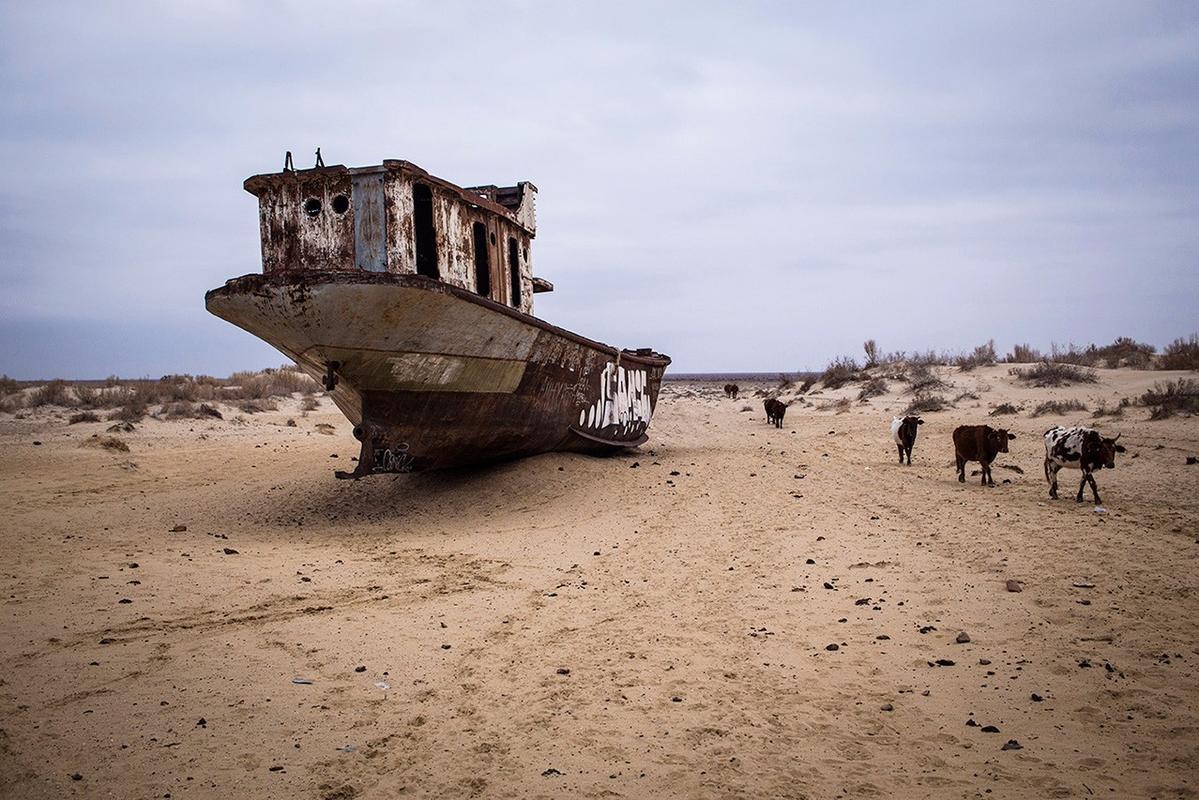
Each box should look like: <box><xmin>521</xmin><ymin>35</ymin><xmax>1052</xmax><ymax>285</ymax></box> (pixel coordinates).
<box><xmin>206</xmin><ymin>157</ymin><xmax>670</xmax><ymax>476</ymax></box>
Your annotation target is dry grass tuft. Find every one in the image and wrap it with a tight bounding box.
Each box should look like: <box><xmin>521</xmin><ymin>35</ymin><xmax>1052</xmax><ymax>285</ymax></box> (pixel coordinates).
<box><xmin>857</xmin><ymin>378</ymin><xmax>888</xmax><ymax>400</ymax></box>
<box><xmin>1158</xmin><ymin>335</ymin><xmax>1199</xmax><ymax>371</ymax></box>
<box><xmin>820</xmin><ymin>357</ymin><xmax>862</xmax><ymax>390</ymax></box>
<box><xmin>1013</xmin><ymin>361</ymin><xmax>1098</xmax><ymax>387</ymax></box>
<box><xmin>81</xmin><ymin>435</ymin><xmax>130</xmax><ymax>452</ymax></box>
<box><xmin>68</xmin><ymin>411</ymin><xmax>101</xmax><ymax>424</ymax></box>
<box><xmin>904</xmin><ymin>394</ymin><xmax>950</xmax><ymax>415</ymax></box>
<box><xmin>1142</xmin><ymin>379</ymin><xmax>1199</xmax><ymax>420</ymax></box>
<box><xmin>990</xmin><ymin>402</ymin><xmax>1020</xmax><ymax>416</ymax></box>
<box><xmin>1030</xmin><ymin>399</ymin><xmax>1088</xmax><ymax>417</ymax></box>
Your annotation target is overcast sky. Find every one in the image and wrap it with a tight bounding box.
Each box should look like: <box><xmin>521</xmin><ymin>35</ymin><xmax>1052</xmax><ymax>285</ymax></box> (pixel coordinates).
<box><xmin>1</xmin><ymin>1</ymin><xmax>1196</xmax><ymax>378</ymax></box>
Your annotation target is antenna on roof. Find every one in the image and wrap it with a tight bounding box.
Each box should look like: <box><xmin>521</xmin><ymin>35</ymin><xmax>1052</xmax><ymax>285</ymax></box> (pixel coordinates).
<box><xmin>314</xmin><ymin>147</ymin><xmax>324</xmax><ymax>168</ymax></box>
<box><xmin>283</xmin><ymin>151</ymin><xmax>294</xmax><ymax>172</ymax></box>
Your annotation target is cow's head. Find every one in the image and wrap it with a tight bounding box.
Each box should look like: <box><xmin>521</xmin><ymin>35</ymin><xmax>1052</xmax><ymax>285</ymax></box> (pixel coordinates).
<box><xmin>989</xmin><ymin>428</ymin><xmax>1016</xmax><ymax>453</ymax></box>
<box><xmin>1098</xmin><ymin>433</ymin><xmax>1125</xmax><ymax>468</ymax></box>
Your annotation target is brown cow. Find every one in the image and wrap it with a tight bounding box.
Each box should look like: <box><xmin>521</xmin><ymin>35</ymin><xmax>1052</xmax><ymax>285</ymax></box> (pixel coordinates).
<box><xmin>952</xmin><ymin>424</ymin><xmax>1016</xmax><ymax>486</ymax></box>
<box><xmin>724</xmin><ymin>383</ymin><xmax>740</xmax><ymax>399</ymax></box>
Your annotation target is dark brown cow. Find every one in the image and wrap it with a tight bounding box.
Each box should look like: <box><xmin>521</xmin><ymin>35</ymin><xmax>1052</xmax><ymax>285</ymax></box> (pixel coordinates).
<box><xmin>952</xmin><ymin>424</ymin><xmax>1016</xmax><ymax>486</ymax></box>
<box><xmin>763</xmin><ymin>398</ymin><xmax>787</xmax><ymax>428</ymax></box>
<box><xmin>724</xmin><ymin>383</ymin><xmax>740</xmax><ymax>399</ymax></box>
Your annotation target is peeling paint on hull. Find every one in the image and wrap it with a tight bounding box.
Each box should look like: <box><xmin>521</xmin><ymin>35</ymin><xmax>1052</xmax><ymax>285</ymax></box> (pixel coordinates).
<box><xmin>205</xmin><ymin>272</ymin><xmax>670</xmax><ymax>474</ymax></box>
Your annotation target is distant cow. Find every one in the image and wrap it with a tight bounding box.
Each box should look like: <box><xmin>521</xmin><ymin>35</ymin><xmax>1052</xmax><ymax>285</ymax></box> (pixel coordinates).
<box><xmin>890</xmin><ymin>415</ymin><xmax>923</xmax><ymax>465</ymax></box>
<box><xmin>952</xmin><ymin>424</ymin><xmax>1016</xmax><ymax>486</ymax></box>
<box><xmin>763</xmin><ymin>398</ymin><xmax>787</xmax><ymax>428</ymax></box>
<box><xmin>1043</xmin><ymin>426</ymin><xmax>1126</xmax><ymax>504</ymax></box>
<box><xmin>724</xmin><ymin>383</ymin><xmax>740</xmax><ymax>399</ymax></box>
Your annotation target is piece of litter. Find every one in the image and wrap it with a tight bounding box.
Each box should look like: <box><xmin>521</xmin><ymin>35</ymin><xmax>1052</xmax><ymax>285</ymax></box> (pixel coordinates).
<box><xmin>337</xmin><ymin>745</ymin><xmax>357</xmax><ymax>753</ymax></box>
<box><xmin>291</xmin><ymin>678</ymin><xmax>314</xmax><ymax>685</ymax></box>
<box><xmin>374</xmin><ymin>681</ymin><xmax>391</xmax><ymax>690</ymax></box>
<box><xmin>1093</xmin><ymin>506</ymin><xmax>1106</xmax><ymax>513</ymax></box>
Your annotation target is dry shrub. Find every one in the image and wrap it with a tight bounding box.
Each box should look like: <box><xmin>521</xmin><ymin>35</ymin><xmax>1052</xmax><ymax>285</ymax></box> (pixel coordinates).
<box><xmin>905</xmin><ymin>364</ymin><xmax>949</xmax><ymax>395</ymax></box>
<box><xmin>300</xmin><ymin>396</ymin><xmax>319</xmax><ymax>412</ymax></box>
<box><xmin>0</xmin><ymin>374</ymin><xmax>18</xmax><ymax>395</ymax></box>
<box><xmin>954</xmin><ymin>340</ymin><xmax>997</xmax><ymax>371</ymax></box>
<box><xmin>1030</xmin><ymin>399</ymin><xmax>1088</xmax><ymax>417</ymax></box>
<box><xmin>1014</xmin><ymin>361</ymin><xmax>1098</xmax><ymax>387</ymax></box>
<box><xmin>954</xmin><ymin>390</ymin><xmax>980</xmax><ymax>402</ymax></box>
<box><xmin>798</xmin><ymin>377</ymin><xmax>817</xmax><ymax>394</ymax></box>
<box><xmin>81</xmin><ymin>435</ymin><xmax>130</xmax><ymax>452</ymax></box>
<box><xmin>228</xmin><ymin>367</ymin><xmax>318</xmax><ymax>400</ymax></box>
<box><xmin>238</xmin><ymin>398</ymin><xmax>278</xmax><ymax>414</ymax></box>
<box><xmin>990</xmin><ymin>402</ymin><xmax>1020</xmax><ymax>416</ymax></box>
<box><xmin>1158</xmin><ymin>335</ymin><xmax>1199</xmax><ymax>371</ymax></box>
<box><xmin>29</xmin><ymin>380</ymin><xmax>71</xmax><ymax>407</ymax></box>
<box><xmin>820</xmin><ymin>356</ymin><xmax>862</xmax><ymax>390</ymax></box>
<box><xmin>1006</xmin><ymin>343</ymin><xmax>1041</xmax><ymax>363</ymax></box>
<box><xmin>857</xmin><ymin>377</ymin><xmax>888</xmax><ymax>400</ymax></box>
<box><xmin>904</xmin><ymin>394</ymin><xmax>949</xmax><ymax>414</ymax></box>
<box><xmin>161</xmin><ymin>401</ymin><xmax>224</xmax><ymax>420</ymax></box>
<box><xmin>0</xmin><ymin>393</ymin><xmax>26</xmax><ymax>413</ymax></box>
<box><xmin>68</xmin><ymin>411</ymin><xmax>101</xmax><ymax>424</ymax></box>
<box><xmin>1141</xmin><ymin>379</ymin><xmax>1199</xmax><ymax>419</ymax></box>
<box><xmin>107</xmin><ymin>421</ymin><xmax>136</xmax><ymax>433</ymax></box>
<box><xmin>817</xmin><ymin>397</ymin><xmax>852</xmax><ymax>413</ymax></box>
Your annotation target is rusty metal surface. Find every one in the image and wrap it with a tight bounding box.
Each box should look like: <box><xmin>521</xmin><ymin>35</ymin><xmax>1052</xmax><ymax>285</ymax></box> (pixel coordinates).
<box><xmin>213</xmin><ymin>158</ymin><xmax>668</xmax><ymax>476</ymax></box>
<box><xmin>207</xmin><ymin>271</ymin><xmax>670</xmax><ymax>474</ymax></box>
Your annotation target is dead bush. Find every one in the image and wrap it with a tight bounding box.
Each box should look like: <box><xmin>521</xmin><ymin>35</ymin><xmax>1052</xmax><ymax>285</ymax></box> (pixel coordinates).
<box><xmin>904</xmin><ymin>394</ymin><xmax>949</xmax><ymax>415</ymax></box>
<box><xmin>1014</xmin><ymin>361</ymin><xmax>1098</xmax><ymax>387</ymax></box>
<box><xmin>1092</xmin><ymin>399</ymin><xmax>1128</xmax><ymax>418</ymax></box>
<box><xmin>1142</xmin><ymin>379</ymin><xmax>1199</xmax><ymax>419</ymax></box>
<box><xmin>857</xmin><ymin>377</ymin><xmax>888</xmax><ymax>400</ymax></box>
<box><xmin>990</xmin><ymin>403</ymin><xmax>1020</xmax><ymax>416</ymax></box>
<box><xmin>161</xmin><ymin>401</ymin><xmax>224</xmax><ymax>420</ymax></box>
<box><xmin>954</xmin><ymin>340</ymin><xmax>997</xmax><ymax>371</ymax></box>
<box><xmin>820</xmin><ymin>356</ymin><xmax>862</xmax><ymax>390</ymax></box>
<box><xmin>0</xmin><ymin>374</ymin><xmax>18</xmax><ymax>395</ymax></box>
<box><xmin>300</xmin><ymin>396</ymin><xmax>319</xmax><ymax>412</ymax></box>
<box><xmin>29</xmin><ymin>380</ymin><xmax>71</xmax><ymax>407</ymax></box>
<box><xmin>904</xmin><ymin>364</ymin><xmax>950</xmax><ymax>395</ymax></box>
<box><xmin>1157</xmin><ymin>335</ymin><xmax>1199</xmax><ymax>371</ymax></box>
<box><xmin>81</xmin><ymin>435</ymin><xmax>130</xmax><ymax>452</ymax></box>
<box><xmin>1030</xmin><ymin>399</ymin><xmax>1088</xmax><ymax>417</ymax></box>
<box><xmin>238</xmin><ymin>398</ymin><xmax>278</xmax><ymax>414</ymax></box>
<box><xmin>1006</xmin><ymin>343</ymin><xmax>1041</xmax><ymax>363</ymax></box>
<box><xmin>954</xmin><ymin>391</ymin><xmax>979</xmax><ymax>402</ymax></box>
<box><xmin>68</xmin><ymin>411</ymin><xmax>101</xmax><ymax>424</ymax></box>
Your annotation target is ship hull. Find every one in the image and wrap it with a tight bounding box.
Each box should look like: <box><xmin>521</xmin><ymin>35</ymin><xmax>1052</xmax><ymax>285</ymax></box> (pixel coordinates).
<box><xmin>205</xmin><ymin>272</ymin><xmax>670</xmax><ymax>474</ymax></box>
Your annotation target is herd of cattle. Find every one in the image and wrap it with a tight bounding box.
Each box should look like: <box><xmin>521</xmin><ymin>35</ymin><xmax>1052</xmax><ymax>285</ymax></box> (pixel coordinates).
<box><xmin>749</xmin><ymin>394</ymin><xmax>1125</xmax><ymax>504</ymax></box>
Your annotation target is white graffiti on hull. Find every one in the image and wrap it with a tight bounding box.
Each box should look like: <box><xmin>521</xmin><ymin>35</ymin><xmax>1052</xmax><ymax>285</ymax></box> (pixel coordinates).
<box><xmin>579</xmin><ymin>362</ymin><xmax>652</xmax><ymax>435</ymax></box>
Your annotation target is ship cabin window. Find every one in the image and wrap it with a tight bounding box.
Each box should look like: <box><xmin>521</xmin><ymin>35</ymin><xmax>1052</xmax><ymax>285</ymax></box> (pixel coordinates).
<box><xmin>507</xmin><ymin>236</ymin><xmax>521</xmax><ymax>308</ymax></box>
<box><xmin>303</xmin><ymin>197</ymin><xmax>322</xmax><ymax>217</ymax></box>
<box><xmin>413</xmin><ymin>183</ymin><xmax>439</xmax><ymax>279</ymax></box>
<box><xmin>331</xmin><ymin>194</ymin><xmax>349</xmax><ymax>214</ymax></box>
<box><xmin>472</xmin><ymin>221</ymin><xmax>491</xmax><ymax>297</ymax></box>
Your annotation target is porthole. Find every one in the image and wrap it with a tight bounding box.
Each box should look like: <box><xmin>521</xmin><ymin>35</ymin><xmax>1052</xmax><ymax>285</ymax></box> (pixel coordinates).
<box><xmin>331</xmin><ymin>194</ymin><xmax>349</xmax><ymax>214</ymax></box>
<box><xmin>490</xmin><ymin>232</ymin><xmax>497</xmax><ymax>245</ymax></box>
<box><xmin>303</xmin><ymin>197</ymin><xmax>322</xmax><ymax>217</ymax></box>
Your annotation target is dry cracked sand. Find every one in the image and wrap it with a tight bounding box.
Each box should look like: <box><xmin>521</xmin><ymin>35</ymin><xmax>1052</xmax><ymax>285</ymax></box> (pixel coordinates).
<box><xmin>1</xmin><ymin>364</ymin><xmax>1197</xmax><ymax>799</ymax></box>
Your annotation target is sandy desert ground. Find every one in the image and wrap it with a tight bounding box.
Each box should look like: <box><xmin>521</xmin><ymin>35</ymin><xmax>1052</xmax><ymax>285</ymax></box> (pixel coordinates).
<box><xmin>1</xmin><ymin>364</ymin><xmax>1197</xmax><ymax>799</ymax></box>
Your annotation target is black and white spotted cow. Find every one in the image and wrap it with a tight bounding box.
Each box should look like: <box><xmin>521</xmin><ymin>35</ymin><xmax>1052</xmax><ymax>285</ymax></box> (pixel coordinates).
<box><xmin>890</xmin><ymin>415</ymin><xmax>923</xmax><ymax>465</ymax></box>
<box><xmin>1043</xmin><ymin>426</ymin><xmax>1126</xmax><ymax>504</ymax></box>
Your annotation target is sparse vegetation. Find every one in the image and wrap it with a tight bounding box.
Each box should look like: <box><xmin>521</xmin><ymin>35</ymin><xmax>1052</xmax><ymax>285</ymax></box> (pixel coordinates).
<box><xmin>904</xmin><ymin>364</ymin><xmax>950</xmax><ymax>395</ymax></box>
<box><xmin>1013</xmin><ymin>361</ymin><xmax>1098</xmax><ymax>387</ymax></box>
<box><xmin>954</xmin><ymin>340</ymin><xmax>997</xmax><ymax>371</ymax></box>
<box><xmin>301</xmin><ymin>396</ymin><xmax>320</xmax><ymax>412</ymax></box>
<box><xmin>1141</xmin><ymin>379</ymin><xmax>1199</xmax><ymax>420</ymax></box>
<box><xmin>954</xmin><ymin>391</ymin><xmax>979</xmax><ymax>402</ymax></box>
<box><xmin>904</xmin><ymin>394</ymin><xmax>949</xmax><ymax>415</ymax></box>
<box><xmin>990</xmin><ymin>403</ymin><xmax>1020</xmax><ymax>416</ymax></box>
<box><xmin>1092</xmin><ymin>398</ymin><xmax>1131</xmax><ymax>418</ymax></box>
<box><xmin>1158</xmin><ymin>335</ymin><xmax>1199</xmax><ymax>371</ymax></box>
<box><xmin>68</xmin><ymin>411</ymin><xmax>101</xmax><ymax>424</ymax></box>
<box><xmin>817</xmin><ymin>397</ymin><xmax>853</xmax><ymax>413</ymax></box>
<box><xmin>238</xmin><ymin>398</ymin><xmax>279</xmax><ymax>414</ymax></box>
<box><xmin>81</xmin><ymin>435</ymin><xmax>130</xmax><ymax>452</ymax></box>
<box><xmin>820</xmin><ymin>356</ymin><xmax>862</xmax><ymax>390</ymax></box>
<box><xmin>1030</xmin><ymin>399</ymin><xmax>1088</xmax><ymax>417</ymax></box>
<box><xmin>863</xmin><ymin>340</ymin><xmax>880</xmax><ymax>368</ymax></box>
<box><xmin>857</xmin><ymin>377</ymin><xmax>888</xmax><ymax>400</ymax></box>
<box><xmin>29</xmin><ymin>380</ymin><xmax>70</xmax><ymax>407</ymax></box>
<box><xmin>1006</xmin><ymin>343</ymin><xmax>1041</xmax><ymax>363</ymax></box>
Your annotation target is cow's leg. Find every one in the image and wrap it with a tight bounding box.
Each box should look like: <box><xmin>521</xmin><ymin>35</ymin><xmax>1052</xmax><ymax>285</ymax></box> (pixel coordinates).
<box><xmin>1075</xmin><ymin>471</ymin><xmax>1089</xmax><ymax>503</ymax></box>
<box><xmin>956</xmin><ymin>453</ymin><xmax>965</xmax><ymax>482</ymax></box>
<box><xmin>1046</xmin><ymin>460</ymin><xmax>1059</xmax><ymax>499</ymax></box>
<box><xmin>905</xmin><ymin>445</ymin><xmax>912</xmax><ymax>466</ymax></box>
<box><xmin>897</xmin><ymin>443</ymin><xmax>905</xmax><ymax>463</ymax></box>
<box><xmin>981</xmin><ymin>459</ymin><xmax>993</xmax><ymax>486</ymax></box>
<box><xmin>1088</xmin><ymin>473</ymin><xmax>1102</xmax><ymax>505</ymax></box>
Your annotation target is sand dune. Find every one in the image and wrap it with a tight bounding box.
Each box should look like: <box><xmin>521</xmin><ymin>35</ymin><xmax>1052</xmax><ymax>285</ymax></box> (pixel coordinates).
<box><xmin>1</xmin><ymin>364</ymin><xmax>1196</xmax><ymax>799</ymax></box>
